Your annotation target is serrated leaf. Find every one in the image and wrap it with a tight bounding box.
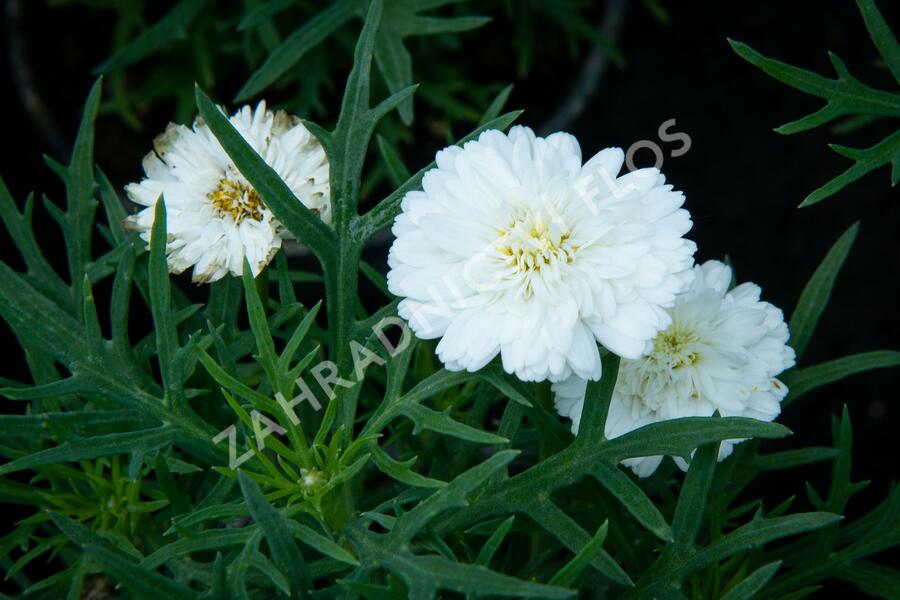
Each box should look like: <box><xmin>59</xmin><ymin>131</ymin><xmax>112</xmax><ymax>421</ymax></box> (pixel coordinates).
<box><xmin>800</xmin><ymin>130</ymin><xmax>900</xmax><ymax>207</ymax></box>
<box><xmin>728</xmin><ymin>39</ymin><xmax>900</xmax><ymax>131</ymax></box>
<box><xmin>370</xmin><ymin>445</ymin><xmax>446</xmax><ymax>488</ymax></box>
<box><xmin>401</xmin><ymin>403</ymin><xmax>507</xmax><ymax>444</ymax></box>
<box><xmin>64</xmin><ymin>78</ymin><xmax>103</xmax><ymax>316</ymax></box>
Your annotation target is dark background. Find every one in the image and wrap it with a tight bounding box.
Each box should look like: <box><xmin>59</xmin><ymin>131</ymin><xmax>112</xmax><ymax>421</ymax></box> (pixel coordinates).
<box><xmin>1</xmin><ymin>0</ymin><xmax>897</xmax><ymax>575</ymax></box>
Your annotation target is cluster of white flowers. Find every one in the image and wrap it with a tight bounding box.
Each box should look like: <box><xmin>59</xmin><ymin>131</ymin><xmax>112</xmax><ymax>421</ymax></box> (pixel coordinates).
<box><xmin>129</xmin><ymin>112</ymin><xmax>794</xmax><ymax>476</ymax></box>
<box><xmin>385</xmin><ymin>126</ymin><xmax>795</xmax><ymax>476</ymax></box>
<box><xmin>126</xmin><ymin>101</ymin><xmax>330</xmax><ymax>283</ymax></box>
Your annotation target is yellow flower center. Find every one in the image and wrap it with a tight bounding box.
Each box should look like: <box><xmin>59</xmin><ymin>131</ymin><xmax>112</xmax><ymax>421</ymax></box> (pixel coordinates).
<box><xmin>208</xmin><ymin>178</ymin><xmax>264</xmax><ymax>224</ymax></box>
<box><xmin>652</xmin><ymin>327</ymin><xmax>698</xmax><ymax>370</ymax></box>
<box><xmin>494</xmin><ymin>207</ymin><xmax>578</xmax><ymax>297</ymax></box>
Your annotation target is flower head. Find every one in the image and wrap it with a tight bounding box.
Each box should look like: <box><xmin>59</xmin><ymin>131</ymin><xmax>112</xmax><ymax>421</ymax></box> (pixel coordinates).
<box><xmin>554</xmin><ymin>260</ymin><xmax>796</xmax><ymax>477</ymax></box>
<box><xmin>125</xmin><ymin>101</ymin><xmax>330</xmax><ymax>283</ymax></box>
<box><xmin>387</xmin><ymin>126</ymin><xmax>696</xmax><ymax>382</ymax></box>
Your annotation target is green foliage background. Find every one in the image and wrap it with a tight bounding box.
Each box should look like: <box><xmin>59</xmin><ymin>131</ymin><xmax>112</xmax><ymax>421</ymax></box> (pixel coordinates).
<box><xmin>1</xmin><ymin>0</ymin><xmax>899</xmax><ymax>598</ymax></box>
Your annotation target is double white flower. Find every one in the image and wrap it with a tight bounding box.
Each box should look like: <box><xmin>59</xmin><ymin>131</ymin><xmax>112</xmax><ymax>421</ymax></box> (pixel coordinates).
<box><xmin>553</xmin><ymin>260</ymin><xmax>796</xmax><ymax>476</ymax></box>
<box><xmin>126</xmin><ymin>102</ymin><xmax>330</xmax><ymax>283</ymax></box>
<box><xmin>387</xmin><ymin>126</ymin><xmax>697</xmax><ymax>383</ymax></box>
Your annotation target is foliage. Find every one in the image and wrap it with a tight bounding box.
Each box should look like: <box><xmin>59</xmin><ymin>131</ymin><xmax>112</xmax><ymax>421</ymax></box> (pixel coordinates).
<box><xmin>1</xmin><ymin>1</ymin><xmax>899</xmax><ymax>598</ymax></box>
<box><xmin>730</xmin><ymin>0</ymin><xmax>900</xmax><ymax>207</ymax></box>
<box><xmin>59</xmin><ymin>0</ymin><xmax>621</xmax><ymax>134</ymax></box>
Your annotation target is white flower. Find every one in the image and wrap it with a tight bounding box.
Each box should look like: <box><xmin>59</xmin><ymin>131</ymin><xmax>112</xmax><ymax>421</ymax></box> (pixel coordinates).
<box><xmin>125</xmin><ymin>101</ymin><xmax>330</xmax><ymax>283</ymax></box>
<box><xmin>387</xmin><ymin>126</ymin><xmax>696</xmax><ymax>382</ymax></box>
<box><xmin>554</xmin><ymin>260</ymin><xmax>797</xmax><ymax>477</ymax></box>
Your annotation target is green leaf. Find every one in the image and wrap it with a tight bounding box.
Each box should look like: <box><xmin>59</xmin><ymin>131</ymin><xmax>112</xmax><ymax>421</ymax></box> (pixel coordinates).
<box><xmin>721</xmin><ymin>561</ymin><xmax>782</xmax><ymax>600</ymax></box>
<box><xmin>672</xmin><ymin>443</ymin><xmax>719</xmax><ymax>548</ymax></box>
<box><xmin>238</xmin><ymin>0</ymin><xmax>295</xmax><ymax>31</ymax></box>
<box><xmin>376</xmin><ymin>135</ymin><xmax>412</xmax><ymax>187</ymax></box>
<box><xmin>95</xmin><ymin>0</ymin><xmax>210</xmax><ymax>74</ymax></box>
<box><xmin>0</xmin><ymin>410</ymin><xmax>150</xmax><ymax>439</ymax></box>
<box><xmin>241</xmin><ymin>261</ymin><xmax>280</xmax><ymax>390</ymax></box>
<box><xmin>374</xmin><ymin>31</ymin><xmax>414</xmax><ymax>124</ymax></box>
<box><xmin>576</xmin><ymin>353</ymin><xmax>619</xmax><ymax>441</ymax></box>
<box><xmin>373</xmin><ymin>2</ymin><xmax>490</xmax><ymax>124</ymax></box>
<box><xmin>0</xmin><ymin>427</ymin><xmax>174</xmax><ymax>476</ymax></box>
<box><xmin>286</xmin><ymin>521</ymin><xmax>359</xmax><ymax>566</ymax></box>
<box><xmin>390</xmin><ymin>450</ymin><xmax>518</xmax><ymax>544</ymax></box>
<box><xmin>194</xmin><ymin>87</ymin><xmax>335</xmax><ymax>255</ymax></box>
<box><xmin>401</xmin><ymin>403</ymin><xmax>507</xmax><ymax>444</ymax></box>
<box><xmin>236</xmin><ymin>0</ymin><xmax>356</xmax><ymax>101</ymax></box>
<box><xmin>370</xmin><ymin>445</ymin><xmax>447</xmax><ymax>489</ymax></box>
<box><xmin>523</xmin><ymin>500</ymin><xmax>631</xmax><ymax>586</ymax></box>
<box><xmin>604</xmin><ymin>418</ymin><xmax>791</xmax><ymax>464</ymax></box>
<box><xmin>238</xmin><ymin>471</ymin><xmax>310</xmax><ymax>596</ymax></box>
<box><xmin>680</xmin><ymin>513</ymin><xmax>842</xmax><ymax>576</ymax></box>
<box><xmin>84</xmin><ymin>544</ymin><xmax>197</xmax><ymax>599</ymax></box>
<box><xmin>0</xmin><ymin>178</ymin><xmax>66</xmax><ymax>303</ymax></box>
<box><xmin>474</xmin><ymin>515</ymin><xmax>515</xmax><ymax>567</ymax></box>
<box><xmin>728</xmin><ymin>40</ymin><xmax>900</xmax><ymax>132</ymax></box>
<box><xmin>346</xmin><ymin>522</ymin><xmax>573</xmax><ymax>600</ymax></box>
<box><xmin>836</xmin><ymin>560</ymin><xmax>900</xmax><ymax>599</ymax></box>
<box><xmin>64</xmin><ymin>78</ymin><xmax>103</xmax><ymax>314</ymax></box>
<box><xmin>478</xmin><ymin>84</ymin><xmax>514</xmax><ymax>126</ymax></box>
<box><xmin>855</xmin><ymin>0</ymin><xmax>900</xmax><ymax>86</ymax></box>
<box><xmin>398</xmin><ymin>554</ymin><xmax>573</xmax><ymax>599</ymax></box>
<box><xmin>782</xmin><ymin>350</ymin><xmax>900</xmax><ymax>404</ymax></box>
<box><xmin>800</xmin><ymin>130</ymin><xmax>900</xmax><ymax>207</ymax></box>
<box><xmin>141</xmin><ymin>529</ymin><xmax>253</xmax><ymax>569</ymax></box>
<box><xmin>728</xmin><ymin>28</ymin><xmax>900</xmax><ymax>206</ymax></box>
<box><xmin>592</xmin><ymin>462</ymin><xmax>672</xmax><ymax>542</ymax></box>
<box><xmin>548</xmin><ymin>521</ymin><xmax>609</xmax><ymax>587</ymax></box>
<box><xmin>788</xmin><ymin>222</ymin><xmax>858</xmax><ymax>360</ymax></box>
<box><xmin>149</xmin><ymin>199</ymin><xmax>183</xmax><ymax>404</ymax></box>
<box><xmin>757</xmin><ymin>447</ymin><xmax>841</xmax><ymax>471</ymax></box>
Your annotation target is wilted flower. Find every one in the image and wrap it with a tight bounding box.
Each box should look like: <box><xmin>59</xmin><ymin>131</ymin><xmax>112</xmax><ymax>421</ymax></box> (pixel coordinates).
<box><xmin>387</xmin><ymin>126</ymin><xmax>696</xmax><ymax>382</ymax></box>
<box><xmin>125</xmin><ymin>101</ymin><xmax>330</xmax><ymax>283</ymax></box>
<box><xmin>554</xmin><ymin>260</ymin><xmax>796</xmax><ymax>476</ymax></box>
